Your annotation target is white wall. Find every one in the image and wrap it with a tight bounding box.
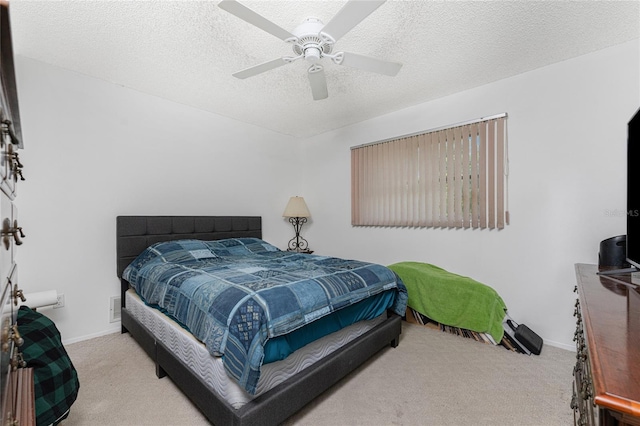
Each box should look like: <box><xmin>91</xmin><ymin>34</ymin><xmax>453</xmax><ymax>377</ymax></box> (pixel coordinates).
<box><xmin>14</xmin><ymin>57</ymin><xmax>301</xmax><ymax>343</ymax></box>
<box><xmin>299</xmin><ymin>39</ymin><xmax>640</xmax><ymax>350</ymax></box>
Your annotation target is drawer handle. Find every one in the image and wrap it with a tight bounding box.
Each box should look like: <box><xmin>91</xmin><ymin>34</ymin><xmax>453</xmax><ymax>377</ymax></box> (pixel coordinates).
<box><xmin>1</xmin><ymin>318</ymin><xmax>9</xmax><ymax>353</ymax></box>
<box><xmin>12</xmin><ymin>281</ymin><xmax>26</xmax><ymax>306</ymax></box>
<box><xmin>1</xmin><ymin>119</ymin><xmax>20</xmax><ymax>147</ymax></box>
<box><xmin>1</xmin><ymin>218</ymin><xmax>25</xmax><ymax>249</ymax></box>
<box><xmin>570</xmin><ymin>393</ymin><xmax>578</xmax><ymax>410</ymax></box>
<box><xmin>12</xmin><ymin>164</ymin><xmax>24</xmax><ymax>182</ymax></box>
<box><xmin>9</xmin><ymin>324</ymin><xmax>23</xmax><ymax>347</ymax></box>
<box><xmin>7</xmin><ymin>143</ymin><xmax>24</xmax><ymax>181</ymax></box>
<box><xmin>10</xmin><ymin>347</ymin><xmax>26</xmax><ymax>370</ymax></box>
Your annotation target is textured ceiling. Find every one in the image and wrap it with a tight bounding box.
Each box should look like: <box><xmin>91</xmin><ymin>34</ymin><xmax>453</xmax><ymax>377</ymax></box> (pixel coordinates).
<box><xmin>9</xmin><ymin>0</ymin><xmax>640</xmax><ymax>138</ymax></box>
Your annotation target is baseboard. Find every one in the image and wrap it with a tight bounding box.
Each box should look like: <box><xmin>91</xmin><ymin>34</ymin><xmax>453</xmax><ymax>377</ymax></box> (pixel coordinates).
<box><xmin>543</xmin><ymin>339</ymin><xmax>575</xmax><ymax>352</ymax></box>
<box><xmin>61</xmin><ymin>326</ymin><xmax>121</xmax><ymax>346</ymax></box>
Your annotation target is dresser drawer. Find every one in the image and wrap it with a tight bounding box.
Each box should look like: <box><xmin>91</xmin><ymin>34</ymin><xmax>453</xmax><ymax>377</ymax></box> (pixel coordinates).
<box><xmin>0</xmin><ymin>191</ymin><xmax>16</xmax><ymax>279</ymax></box>
<box><xmin>1</xmin><ymin>264</ymin><xmax>19</xmax><ymax>426</ymax></box>
<box><xmin>572</xmin><ymin>295</ymin><xmax>598</xmax><ymax>426</ymax></box>
<box><xmin>0</xmin><ymin>115</ymin><xmax>19</xmax><ymax>200</ymax></box>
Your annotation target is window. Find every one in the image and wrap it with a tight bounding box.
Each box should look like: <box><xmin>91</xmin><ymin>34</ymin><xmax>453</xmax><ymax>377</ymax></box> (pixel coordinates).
<box><xmin>351</xmin><ymin>114</ymin><xmax>508</xmax><ymax>229</ymax></box>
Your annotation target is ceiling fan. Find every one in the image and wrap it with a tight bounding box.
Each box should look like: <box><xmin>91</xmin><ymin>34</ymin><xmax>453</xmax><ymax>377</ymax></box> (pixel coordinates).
<box><xmin>218</xmin><ymin>0</ymin><xmax>403</xmax><ymax>100</ymax></box>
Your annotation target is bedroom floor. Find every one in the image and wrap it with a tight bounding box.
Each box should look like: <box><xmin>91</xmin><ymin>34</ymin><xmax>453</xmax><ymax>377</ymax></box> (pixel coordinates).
<box><xmin>61</xmin><ymin>322</ymin><xmax>575</xmax><ymax>425</ymax></box>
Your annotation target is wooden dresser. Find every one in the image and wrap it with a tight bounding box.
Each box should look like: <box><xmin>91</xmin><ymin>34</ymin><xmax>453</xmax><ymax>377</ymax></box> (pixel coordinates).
<box><xmin>0</xmin><ymin>1</ymin><xmax>31</xmax><ymax>425</ymax></box>
<box><xmin>573</xmin><ymin>264</ymin><xmax>640</xmax><ymax>426</ymax></box>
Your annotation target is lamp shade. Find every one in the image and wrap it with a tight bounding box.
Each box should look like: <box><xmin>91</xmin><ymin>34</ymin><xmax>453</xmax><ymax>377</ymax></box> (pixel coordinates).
<box><xmin>283</xmin><ymin>196</ymin><xmax>311</xmax><ymax>218</ymax></box>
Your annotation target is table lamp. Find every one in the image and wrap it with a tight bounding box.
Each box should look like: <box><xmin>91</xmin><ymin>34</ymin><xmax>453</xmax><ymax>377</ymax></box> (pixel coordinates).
<box><xmin>283</xmin><ymin>196</ymin><xmax>311</xmax><ymax>253</ymax></box>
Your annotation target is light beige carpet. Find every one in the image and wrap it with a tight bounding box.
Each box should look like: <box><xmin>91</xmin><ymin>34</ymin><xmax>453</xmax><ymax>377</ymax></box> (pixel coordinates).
<box><xmin>60</xmin><ymin>322</ymin><xmax>575</xmax><ymax>425</ymax></box>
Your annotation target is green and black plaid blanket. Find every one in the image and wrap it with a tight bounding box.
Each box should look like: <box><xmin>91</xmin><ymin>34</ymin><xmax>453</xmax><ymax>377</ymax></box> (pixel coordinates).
<box><xmin>17</xmin><ymin>306</ymin><xmax>79</xmax><ymax>426</ymax></box>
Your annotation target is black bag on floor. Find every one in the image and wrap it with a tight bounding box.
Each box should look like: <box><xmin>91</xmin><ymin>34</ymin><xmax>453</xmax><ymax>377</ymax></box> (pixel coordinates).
<box><xmin>505</xmin><ymin>315</ymin><xmax>543</xmax><ymax>355</ymax></box>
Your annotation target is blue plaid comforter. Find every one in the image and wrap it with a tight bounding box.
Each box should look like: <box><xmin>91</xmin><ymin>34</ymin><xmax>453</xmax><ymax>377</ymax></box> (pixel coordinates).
<box><xmin>123</xmin><ymin>238</ymin><xmax>407</xmax><ymax>394</ymax></box>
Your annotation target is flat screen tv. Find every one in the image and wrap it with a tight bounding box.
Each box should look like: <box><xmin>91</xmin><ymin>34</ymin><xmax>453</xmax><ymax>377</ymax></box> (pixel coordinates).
<box><xmin>627</xmin><ymin>107</ymin><xmax>640</xmax><ymax>270</ymax></box>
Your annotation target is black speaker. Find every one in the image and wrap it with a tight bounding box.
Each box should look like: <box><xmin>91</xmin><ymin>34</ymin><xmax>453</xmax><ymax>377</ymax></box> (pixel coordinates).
<box><xmin>598</xmin><ymin>235</ymin><xmax>630</xmax><ymax>268</ymax></box>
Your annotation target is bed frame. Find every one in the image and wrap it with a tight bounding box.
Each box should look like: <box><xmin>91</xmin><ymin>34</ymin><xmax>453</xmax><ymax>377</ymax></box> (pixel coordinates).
<box><xmin>116</xmin><ymin>215</ymin><xmax>402</xmax><ymax>426</ymax></box>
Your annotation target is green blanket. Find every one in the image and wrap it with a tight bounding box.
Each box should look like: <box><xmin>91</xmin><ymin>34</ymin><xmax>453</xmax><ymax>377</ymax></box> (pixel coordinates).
<box><xmin>388</xmin><ymin>262</ymin><xmax>506</xmax><ymax>342</ymax></box>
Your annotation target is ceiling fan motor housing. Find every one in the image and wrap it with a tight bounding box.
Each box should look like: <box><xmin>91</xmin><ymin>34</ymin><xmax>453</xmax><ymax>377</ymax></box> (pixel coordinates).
<box><xmin>290</xmin><ymin>17</ymin><xmax>333</xmax><ymax>62</ymax></box>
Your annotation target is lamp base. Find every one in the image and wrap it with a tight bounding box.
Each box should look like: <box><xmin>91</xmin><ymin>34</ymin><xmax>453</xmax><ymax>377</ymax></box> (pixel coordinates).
<box><xmin>287</xmin><ymin>217</ymin><xmax>311</xmax><ymax>253</ymax></box>
<box><xmin>287</xmin><ymin>248</ymin><xmax>314</xmax><ymax>254</ymax></box>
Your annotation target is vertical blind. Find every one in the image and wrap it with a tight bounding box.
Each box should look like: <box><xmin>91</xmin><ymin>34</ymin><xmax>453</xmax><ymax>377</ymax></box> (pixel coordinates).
<box><xmin>351</xmin><ymin>115</ymin><xmax>508</xmax><ymax>229</ymax></box>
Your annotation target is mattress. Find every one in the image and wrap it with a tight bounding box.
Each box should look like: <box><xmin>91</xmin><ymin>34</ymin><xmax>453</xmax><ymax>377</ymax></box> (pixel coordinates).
<box><xmin>122</xmin><ymin>238</ymin><xmax>407</xmax><ymax>394</ymax></box>
<box><xmin>125</xmin><ymin>289</ymin><xmax>386</xmax><ymax>409</ymax></box>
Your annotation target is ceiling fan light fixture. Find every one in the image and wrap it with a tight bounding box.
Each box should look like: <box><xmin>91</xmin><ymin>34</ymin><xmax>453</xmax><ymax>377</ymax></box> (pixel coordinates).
<box><xmin>304</xmin><ymin>47</ymin><xmax>322</xmax><ymax>63</ymax></box>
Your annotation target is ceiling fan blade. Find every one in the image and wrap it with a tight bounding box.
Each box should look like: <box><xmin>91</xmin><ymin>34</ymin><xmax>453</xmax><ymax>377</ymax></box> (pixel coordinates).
<box><xmin>218</xmin><ymin>0</ymin><xmax>295</xmax><ymax>41</ymax></box>
<box><xmin>337</xmin><ymin>52</ymin><xmax>402</xmax><ymax>76</ymax></box>
<box><xmin>232</xmin><ymin>57</ymin><xmax>289</xmax><ymax>79</ymax></box>
<box><xmin>308</xmin><ymin>65</ymin><xmax>328</xmax><ymax>100</ymax></box>
<box><xmin>320</xmin><ymin>0</ymin><xmax>386</xmax><ymax>42</ymax></box>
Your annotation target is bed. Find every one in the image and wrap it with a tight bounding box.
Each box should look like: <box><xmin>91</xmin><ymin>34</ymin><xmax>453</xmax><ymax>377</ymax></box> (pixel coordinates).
<box><xmin>116</xmin><ymin>215</ymin><xmax>406</xmax><ymax>425</ymax></box>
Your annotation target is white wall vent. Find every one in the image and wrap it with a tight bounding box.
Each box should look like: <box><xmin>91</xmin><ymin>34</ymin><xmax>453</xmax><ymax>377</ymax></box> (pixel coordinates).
<box><xmin>110</xmin><ymin>296</ymin><xmax>122</xmax><ymax>323</ymax></box>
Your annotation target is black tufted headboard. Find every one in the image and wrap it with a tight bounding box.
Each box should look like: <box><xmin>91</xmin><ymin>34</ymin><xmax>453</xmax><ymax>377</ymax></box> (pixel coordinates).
<box><xmin>116</xmin><ymin>215</ymin><xmax>262</xmax><ymax>278</ymax></box>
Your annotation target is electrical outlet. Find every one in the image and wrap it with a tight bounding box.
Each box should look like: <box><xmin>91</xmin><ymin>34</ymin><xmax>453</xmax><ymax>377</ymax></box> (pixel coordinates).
<box><xmin>54</xmin><ymin>293</ymin><xmax>64</xmax><ymax>309</ymax></box>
